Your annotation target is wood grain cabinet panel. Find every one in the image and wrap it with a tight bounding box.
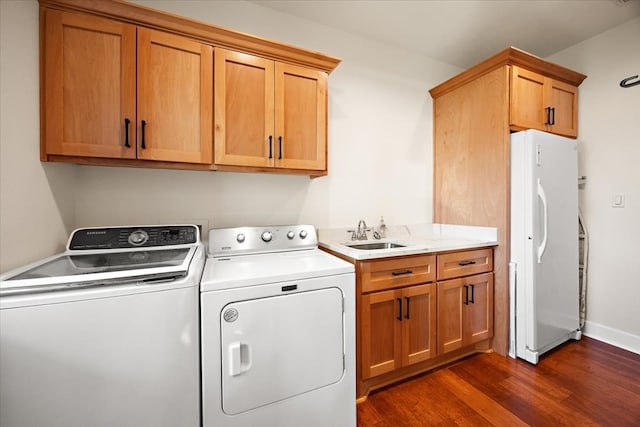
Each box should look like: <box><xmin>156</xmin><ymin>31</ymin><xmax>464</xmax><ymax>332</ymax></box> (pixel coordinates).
<box><xmin>137</xmin><ymin>28</ymin><xmax>212</xmax><ymax>163</ymax></box>
<box><xmin>214</xmin><ymin>48</ymin><xmax>328</xmax><ymax>173</ymax></box>
<box><xmin>44</xmin><ymin>9</ymin><xmax>136</xmax><ymax>159</ymax></box>
<box><xmin>511</xmin><ymin>65</ymin><xmax>579</xmax><ymax>138</ymax></box>
<box><xmin>361</xmin><ymin>283</ymin><xmax>436</xmax><ymax>380</ymax></box>
<box><xmin>43</xmin><ymin>9</ymin><xmax>212</xmax><ymax>164</ymax></box>
<box><xmin>437</xmin><ymin>272</ymin><xmax>494</xmax><ymax>354</ymax></box>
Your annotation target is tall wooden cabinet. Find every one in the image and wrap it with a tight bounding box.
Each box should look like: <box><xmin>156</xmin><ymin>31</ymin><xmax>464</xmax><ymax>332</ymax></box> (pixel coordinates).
<box><xmin>214</xmin><ymin>48</ymin><xmax>327</xmax><ymax>172</ymax></box>
<box><xmin>429</xmin><ymin>47</ymin><xmax>586</xmax><ymax>356</ymax></box>
<box><xmin>43</xmin><ymin>9</ymin><xmax>213</xmax><ymax>164</ymax></box>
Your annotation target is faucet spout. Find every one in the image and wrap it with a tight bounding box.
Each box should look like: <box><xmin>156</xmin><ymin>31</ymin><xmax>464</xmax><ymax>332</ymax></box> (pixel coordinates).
<box><xmin>356</xmin><ymin>219</ymin><xmax>370</xmax><ymax>240</ymax></box>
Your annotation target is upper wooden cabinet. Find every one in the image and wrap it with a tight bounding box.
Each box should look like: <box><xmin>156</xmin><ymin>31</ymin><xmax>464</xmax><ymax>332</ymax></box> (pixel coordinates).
<box><xmin>511</xmin><ymin>66</ymin><xmax>579</xmax><ymax>138</ymax></box>
<box><xmin>214</xmin><ymin>48</ymin><xmax>327</xmax><ymax>173</ymax></box>
<box><xmin>43</xmin><ymin>9</ymin><xmax>213</xmax><ymax>165</ymax></box>
<box><xmin>38</xmin><ymin>0</ymin><xmax>340</xmax><ymax>175</ymax></box>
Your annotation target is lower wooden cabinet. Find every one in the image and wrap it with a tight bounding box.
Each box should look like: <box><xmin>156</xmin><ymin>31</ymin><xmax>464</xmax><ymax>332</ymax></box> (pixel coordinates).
<box><xmin>437</xmin><ymin>272</ymin><xmax>494</xmax><ymax>354</ymax></box>
<box><xmin>322</xmin><ymin>245</ymin><xmax>495</xmax><ymax>399</ymax></box>
<box><xmin>361</xmin><ymin>283</ymin><xmax>436</xmax><ymax>379</ymax></box>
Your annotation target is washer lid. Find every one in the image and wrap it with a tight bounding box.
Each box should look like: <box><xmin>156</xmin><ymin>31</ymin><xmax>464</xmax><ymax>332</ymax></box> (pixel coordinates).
<box><xmin>0</xmin><ymin>246</ymin><xmax>198</xmax><ymax>297</ymax></box>
<box><xmin>200</xmin><ymin>249</ymin><xmax>354</xmax><ymax>292</ymax></box>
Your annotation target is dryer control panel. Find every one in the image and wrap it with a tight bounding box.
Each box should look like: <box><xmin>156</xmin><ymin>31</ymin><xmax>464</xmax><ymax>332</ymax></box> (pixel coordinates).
<box><xmin>208</xmin><ymin>225</ymin><xmax>317</xmax><ymax>257</ymax></box>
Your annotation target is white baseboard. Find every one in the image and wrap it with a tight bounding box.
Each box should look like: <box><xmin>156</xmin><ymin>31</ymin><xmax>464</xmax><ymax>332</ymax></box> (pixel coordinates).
<box><xmin>583</xmin><ymin>321</ymin><xmax>640</xmax><ymax>355</ymax></box>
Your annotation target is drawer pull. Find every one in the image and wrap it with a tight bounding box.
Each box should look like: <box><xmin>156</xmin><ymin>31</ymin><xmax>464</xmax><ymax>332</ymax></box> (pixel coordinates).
<box><xmin>458</xmin><ymin>260</ymin><xmax>476</xmax><ymax>266</ymax></box>
<box><xmin>391</xmin><ymin>270</ymin><xmax>413</xmax><ymax>276</ymax></box>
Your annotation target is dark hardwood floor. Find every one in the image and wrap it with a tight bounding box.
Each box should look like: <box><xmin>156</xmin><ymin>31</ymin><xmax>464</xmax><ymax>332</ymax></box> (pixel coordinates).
<box><xmin>357</xmin><ymin>337</ymin><xmax>640</xmax><ymax>426</ymax></box>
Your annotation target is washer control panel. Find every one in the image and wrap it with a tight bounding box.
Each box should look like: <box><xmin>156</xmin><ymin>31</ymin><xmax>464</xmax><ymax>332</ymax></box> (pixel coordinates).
<box><xmin>68</xmin><ymin>225</ymin><xmax>199</xmax><ymax>250</ymax></box>
<box><xmin>209</xmin><ymin>225</ymin><xmax>317</xmax><ymax>257</ymax></box>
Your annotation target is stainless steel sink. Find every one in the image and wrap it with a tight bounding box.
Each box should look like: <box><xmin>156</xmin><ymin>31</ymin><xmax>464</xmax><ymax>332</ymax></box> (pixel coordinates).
<box><xmin>346</xmin><ymin>242</ymin><xmax>406</xmax><ymax>250</ymax></box>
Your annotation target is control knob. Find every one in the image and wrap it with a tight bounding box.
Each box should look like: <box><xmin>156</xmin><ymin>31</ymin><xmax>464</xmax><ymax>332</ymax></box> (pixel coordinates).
<box><xmin>261</xmin><ymin>231</ymin><xmax>273</xmax><ymax>242</ymax></box>
<box><xmin>286</xmin><ymin>231</ymin><xmax>295</xmax><ymax>240</ymax></box>
<box><xmin>128</xmin><ymin>230</ymin><xmax>149</xmax><ymax>246</ymax></box>
<box><xmin>299</xmin><ymin>230</ymin><xmax>308</xmax><ymax>239</ymax></box>
<box><xmin>236</xmin><ymin>233</ymin><xmax>245</xmax><ymax>243</ymax></box>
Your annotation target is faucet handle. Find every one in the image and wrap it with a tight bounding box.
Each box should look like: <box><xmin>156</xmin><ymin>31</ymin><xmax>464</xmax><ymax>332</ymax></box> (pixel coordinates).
<box><xmin>347</xmin><ymin>229</ymin><xmax>357</xmax><ymax>240</ymax></box>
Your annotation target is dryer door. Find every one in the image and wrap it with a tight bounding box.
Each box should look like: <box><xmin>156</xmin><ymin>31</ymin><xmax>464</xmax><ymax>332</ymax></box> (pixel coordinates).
<box><xmin>220</xmin><ymin>287</ymin><xmax>344</xmax><ymax>415</ymax></box>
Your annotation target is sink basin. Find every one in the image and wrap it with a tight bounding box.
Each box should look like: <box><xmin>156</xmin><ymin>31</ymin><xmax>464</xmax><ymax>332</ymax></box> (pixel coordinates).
<box><xmin>347</xmin><ymin>242</ymin><xmax>406</xmax><ymax>250</ymax></box>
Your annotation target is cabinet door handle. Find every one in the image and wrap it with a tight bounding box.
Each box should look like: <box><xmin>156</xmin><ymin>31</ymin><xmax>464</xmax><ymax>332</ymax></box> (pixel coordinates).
<box><xmin>463</xmin><ymin>285</ymin><xmax>469</xmax><ymax>305</ymax></box>
<box><xmin>268</xmin><ymin>135</ymin><xmax>273</xmax><ymax>159</ymax></box>
<box><xmin>550</xmin><ymin>107</ymin><xmax>555</xmax><ymax>125</ymax></box>
<box><xmin>404</xmin><ymin>296</ymin><xmax>410</xmax><ymax>319</ymax></box>
<box><xmin>141</xmin><ymin>120</ymin><xmax>146</xmax><ymax>149</ymax></box>
<box><xmin>391</xmin><ymin>270</ymin><xmax>413</xmax><ymax>276</ymax></box>
<box><xmin>545</xmin><ymin>107</ymin><xmax>551</xmax><ymax>125</ymax></box>
<box><xmin>397</xmin><ymin>298</ymin><xmax>402</xmax><ymax>321</ymax></box>
<box><xmin>458</xmin><ymin>260</ymin><xmax>476</xmax><ymax>266</ymax></box>
<box><xmin>278</xmin><ymin>136</ymin><xmax>283</xmax><ymax>159</ymax></box>
<box><xmin>470</xmin><ymin>284</ymin><xmax>475</xmax><ymax>304</ymax></box>
<box><xmin>124</xmin><ymin>118</ymin><xmax>131</xmax><ymax>148</ymax></box>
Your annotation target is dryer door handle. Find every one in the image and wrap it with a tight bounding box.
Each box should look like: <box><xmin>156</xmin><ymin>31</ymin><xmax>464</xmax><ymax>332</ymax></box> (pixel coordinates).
<box><xmin>228</xmin><ymin>342</ymin><xmax>252</xmax><ymax>376</ymax></box>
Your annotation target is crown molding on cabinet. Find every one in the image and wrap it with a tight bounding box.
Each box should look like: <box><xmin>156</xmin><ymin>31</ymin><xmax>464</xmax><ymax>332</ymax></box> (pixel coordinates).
<box><xmin>429</xmin><ymin>46</ymin><xmax>587</xmax><ymax>98</ymax></box>
<box><xmin>39</xmin><ymin>0</ymin><xmax>342</xmax><ymax>74</ymax></box>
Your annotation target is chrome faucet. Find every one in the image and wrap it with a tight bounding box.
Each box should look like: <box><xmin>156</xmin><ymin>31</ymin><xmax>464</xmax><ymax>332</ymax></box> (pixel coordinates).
<box><xmin>356</xmin><ymin>219</ymin><xmax>371</xmax><ymax>240</ymax></box>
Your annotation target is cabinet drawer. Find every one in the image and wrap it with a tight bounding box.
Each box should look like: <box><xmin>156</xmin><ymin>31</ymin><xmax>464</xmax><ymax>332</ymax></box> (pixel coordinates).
<box><xmin>437</xmin><ymin>248</ymin><xmax>493</xmax><ymax>281</ymax></box>
<box><xmin>359</xmin><ymin>255</ymin><xmax>435</xmax><ymax>293</ymax></box>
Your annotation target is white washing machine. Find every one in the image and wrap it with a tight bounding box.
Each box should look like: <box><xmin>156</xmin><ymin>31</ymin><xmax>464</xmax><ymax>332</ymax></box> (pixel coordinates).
<box><xmin>0</xmin><ymin>225</ymin><xmax>204</xmax><ymax>427</ymax></box>
<box><xmin>200</xmin><ymin>225</ymin><xmax>356</xmax><ymax>427</ymax></box>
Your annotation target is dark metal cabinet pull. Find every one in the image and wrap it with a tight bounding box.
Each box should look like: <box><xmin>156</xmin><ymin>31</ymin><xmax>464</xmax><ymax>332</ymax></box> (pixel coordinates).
<box><xmin>391</xmin><ymin>270</ymin><xmax>413</xmax><ymax>276</ymax></box>
<box><xmin>278</xmin><ymin>136</ymin><xmax>283</xmax><ymax>159</ymax></box>
<box><xmin>268</xmin><ymin>136</ymin><xmax>273</xmax><ymax>159</ymax></box>
<box><xmin>458</xmin><ymin>260</ymin><xmax>476</xmax><ymax>266</ymax></box>
<box><xmin>470</xmin><ymin>284</ymin><xmax>475</xmax><ymax>304</ymax></box>
<box><xmin>550</xmin><ymin>107</ymin><xmax>556</xmax><ymax>125</ymax></box>
<box><xmin>405</xmin><ymin>297</ymin><xmax>410</xmax><ymax>319</ymax></box>
<box><xmin>397</xmin><ymin>298</ymin><xmax>402</xmax><ymax>321</ymax></box>
<box><xmin>124</xmin><ymin>118</ymin><xmax>131</xmax><ymax>148</ymax></box>
<box><xmin>545</xmin><ymin>107</ymin><xmax>551</xmax><ymax>125</ymax></box>
<box><xmin>141</xmin><ymin>120</ymin><xmax>146</xmax><ymax>149</ymax></box>
<box><xmin>463</xmin><ymin>285</ymin><xmax>469</xmax><ymax>305</ymax></box>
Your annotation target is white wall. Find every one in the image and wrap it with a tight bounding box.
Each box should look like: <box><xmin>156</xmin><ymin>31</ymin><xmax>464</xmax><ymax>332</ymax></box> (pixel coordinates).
<box><xmin>73</xmin><ymin>2</ymin><xmax>460</xmax><ymax>230</ymax></box>
<box><xmin>548</xmin><ymin>17</ymin><xmax>640</xmax><ymax>353</ymax></box>
<box><xmin>0</xmin><ymin>0</ymin><xmax>76</xmax><ymax>272</ymax></box>
<box><xmin>0</xmin><ymin>0</ymin><xmax>459</xmax><ymax>273</ymax></box>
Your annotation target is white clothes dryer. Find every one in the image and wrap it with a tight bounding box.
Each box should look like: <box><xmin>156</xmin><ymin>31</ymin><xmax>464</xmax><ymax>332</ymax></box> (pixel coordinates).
<box><xmin>200</xmin><ymin>225</ymin><xmax>356</xmax><ymax>427</ymax></box>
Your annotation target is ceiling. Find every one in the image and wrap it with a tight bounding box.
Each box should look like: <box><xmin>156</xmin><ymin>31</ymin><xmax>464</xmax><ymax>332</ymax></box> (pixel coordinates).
<box><xmin>250</xmin><ymin>0</ymin><xmax>640</xmax><ymax>69</ymax></box>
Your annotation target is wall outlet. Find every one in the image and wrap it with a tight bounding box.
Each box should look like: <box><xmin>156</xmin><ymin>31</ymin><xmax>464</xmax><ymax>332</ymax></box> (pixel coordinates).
<box><xmin>612</xmin><ymin>193</ymin><xmax>625</xmax><ymax>208</ymax></box>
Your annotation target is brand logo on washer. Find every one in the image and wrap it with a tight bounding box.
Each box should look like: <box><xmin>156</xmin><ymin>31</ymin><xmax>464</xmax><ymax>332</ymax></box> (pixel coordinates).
<box><xmin>223</xmin><ymin>308</ymin><xmax>238</xmax><ymax>323</ymax></box>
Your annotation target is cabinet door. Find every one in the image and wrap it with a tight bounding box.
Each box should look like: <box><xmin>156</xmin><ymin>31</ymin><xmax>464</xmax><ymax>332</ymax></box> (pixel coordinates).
<box><xmin>361</xmin><ymin>290</ymin><xmax>401</xmax><ymax>379</ymax></box>
<box><xmin>274</xmin><ymin>63</ymin><xmax>327</xmax><ymax>171</ymax></box>
<box><xmin>510</xmin><ymin>66</ymin><xmax>547</xmax><ymax>132</ymax></box>
<box><xmin>437</xmin><ymin>278</ymin><xmax>464</xmax><ymax>354</ymax></box>
<box><xmin>464</xmin><ymin>273</ymin><xmax>494</xmax><ymax>345</ymax></box>
<box><xmin>401</xmin><ymin>284</ymin><xmax>437</xmax><ymax>366</ymax></box>
<box><xmin>137</xmin><ymin>28</ymin><xmax>213</xmax><ymax>164</ymax></box>
<box><xmin>214</xmin><ymin>48</ymin><xmax>274</xmax><ymax>168</ymax></box>
<box><xmin>547</xmin><ymin>79</ymin><xmax>578</xmax><ymax>138</ymax></box>
<box><xmin>44</xmin><ymin>9</ymin><xmax>136</xmax><ymax>159</ymax></box>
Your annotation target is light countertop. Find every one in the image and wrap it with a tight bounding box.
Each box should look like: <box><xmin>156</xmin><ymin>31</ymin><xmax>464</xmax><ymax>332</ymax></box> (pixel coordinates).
<box><xmin>318</xmin><ymin>223</ymin><xmax>498</xmax><ymax>261</ymax></box>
